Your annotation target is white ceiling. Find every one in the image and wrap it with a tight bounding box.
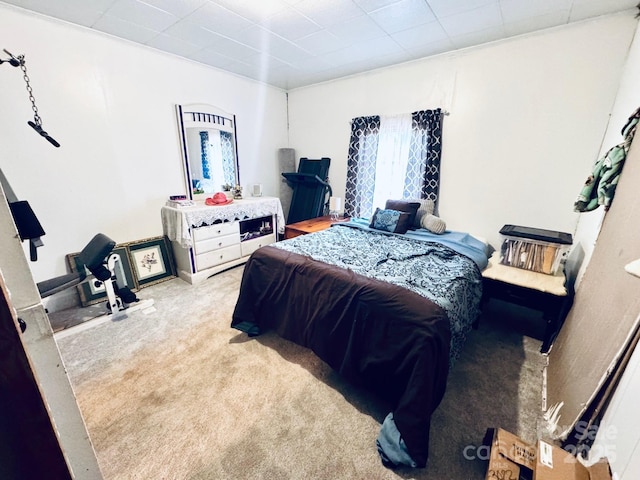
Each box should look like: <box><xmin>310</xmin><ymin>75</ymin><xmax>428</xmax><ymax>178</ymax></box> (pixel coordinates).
<box><xmin>2</xmin><ymin>0</ymin><xmax>638</xmax><ymax>90</ymax></box>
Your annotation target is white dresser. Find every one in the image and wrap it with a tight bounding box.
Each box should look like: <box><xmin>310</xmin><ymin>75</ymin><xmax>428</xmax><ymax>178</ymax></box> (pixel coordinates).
<box><xmin>161</xmin><ymin>196</ymin><xmax>285</xmax><ymax>284</ymax></box>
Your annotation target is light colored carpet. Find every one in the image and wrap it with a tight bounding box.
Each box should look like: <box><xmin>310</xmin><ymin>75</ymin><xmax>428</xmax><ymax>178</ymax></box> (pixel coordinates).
<box><xmin>54</xmin><ymin>265</ymin><xmax>546</xmax><ymax>479</ymax></box>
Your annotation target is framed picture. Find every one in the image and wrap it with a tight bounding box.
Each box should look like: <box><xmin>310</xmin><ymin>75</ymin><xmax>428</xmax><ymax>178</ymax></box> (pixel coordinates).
<box><xmin>126</xmin><ymin>236</ymin><xmax>176</xmax><ymax>288</ymax></box>
<box><xmin>65</xmin><ymin>246</ymin><xmax>138</xmax><ymax>307</ymax></box>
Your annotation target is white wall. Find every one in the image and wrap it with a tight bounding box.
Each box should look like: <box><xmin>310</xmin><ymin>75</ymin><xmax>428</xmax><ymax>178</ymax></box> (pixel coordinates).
<box><xmin>0</xmin><ymin>4</ymin><xmax>288</xmax><ymax>287</ymax></box>
<box><xmin>287</xmin><ymin>13</ymin><xmax>638</xmax><ymax>251</ymax></box>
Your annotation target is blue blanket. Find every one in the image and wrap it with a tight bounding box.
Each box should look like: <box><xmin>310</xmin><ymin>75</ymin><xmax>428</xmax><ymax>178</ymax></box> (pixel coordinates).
<box><xmin>345</xmin><ymin>217</ymin><xmax>490</xmax><ymax>270</ymax></box>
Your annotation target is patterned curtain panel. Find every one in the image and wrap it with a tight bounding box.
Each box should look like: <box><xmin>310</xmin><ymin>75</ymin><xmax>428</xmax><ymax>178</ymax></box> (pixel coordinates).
<box><xmin>200</xmin><ymin>131</ymin><xmax>211</xmax><ymax>179</ymax></box>
<box><xmin>344</xmin><ymin>115</ymin><xmax>380</xmax><ymax>218</ymax></box>
<box><xmin>220</xmin><ymin>131</ymin><xmax>235</xmax><ymax>185</ymax></box>
<box><xmin>345</xmin><ymin>110</ymin><xmax>443</xmax><ymax>219</ymax></box>
<box><xmin>404</xmin><ymin>109</ymin><xmax>443</xmax><ymax>212</ymax></box>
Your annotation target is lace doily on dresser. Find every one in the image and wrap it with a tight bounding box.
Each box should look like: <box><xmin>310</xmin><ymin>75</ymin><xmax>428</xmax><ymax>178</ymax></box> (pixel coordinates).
<box><xmin>162</xmin><ymin>197</ymin><xmax>285</xmax><ymax>248</ymax></box>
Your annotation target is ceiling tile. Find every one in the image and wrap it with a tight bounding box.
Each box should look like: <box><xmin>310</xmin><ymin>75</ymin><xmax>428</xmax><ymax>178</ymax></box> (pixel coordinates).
<box><xmin>3</xmin><ymin>0</ymin><xmax>114</xmax><ymax>26</ymax></box>
<box><xmin>361</xmin><ymin>50</ymin><xmax>414</xmax><ymax>70</ymax></box>
<box><xmin>139</xmin><ymin>0</ymin><xmax>208</xmax><ymax>17</ymax></box>
<box><xmin>1</xmin><ymin>0</ymin><xmax>636</xmax><ymax>89</ymax></box>
<box><xmin>500</xmin><ymin>0</ymin><xmax>571</xmax><ymax>24</ymax></box>
<box><xmin>353</xmin><ymin>0</ymin><xmax>402</xmax><ymax>14</ymax></box>
<box><xmin>294</xmin><ymin>0</ymin><xmax>365</xmax><ymax>27</ymax></box>
<box><xmin>93</xmin><ymin>14</ymin><xmax>160</xmax><ymax>43</ymax></box>
<box><xmin>290</xmin><ymin>55</ymin><xmax>335</xmax><ymax>72</ymax></box>
<box><xmin>320</xmin><ymin>35</ymin><xmax>403</xmax><ymax>66</ymax></box>
<box><xmin>318</xmin><ymin>46</ymin><xmax>362</xmax><ymax>66</ymax></box>
<box><xmin>295</xmin><ymin>29</ymin><xmax>346</xmax><ymax>55</ymax></box>
<box><xmin>182</xmin><ymin>2</ymin><xmax>254</xmax><ymax>38</ymax></box>
<box><xmin>354</xmin><ymin>35</ymin><xmax>405</xmax><ymax>56</ymax></box>
<box><xmin>327</xmin><ymin>13</ymin><xmax>387</xmax><ymax>43</ymax></box>
<box><xmin>569</xmin><ymin>0</ymin><xmax>639</xmax><ymax>22</ymax></box>
<box><xmin>234</xmin><ymin>25</ymin><xmax>311</xmax><ymax>62</ymax></box>
<box><xmin>203</xmin><ymin>33</ymin><xmax>259</xmax><ymax>60</ymax></box>
<box><xmin>106</xmin><ymin>0</ymin><xmax>179</xmax><ymax>31</ymax></box>
<box><xmin>390</xmin><ymin>20</ymin><xmax>448</xmax><ymax>49</ymax></box>
<box><xmin>269</xmin><ymin>42</ymin><xmax>312</xmax><ymax>63</ymax></box>
<box><xmin>243</xmin><ymin>52</ymin><xmax>294</xmax><ymax>69</ymax></box>
<box><xmin>211</xmin><ymin>0</ymin><xmax>290</xmax><ymax>23</ymax></box>
<box><xmin>233</xmin><ymin>25</ymin><xmax>279</xmax><ymax>50</ymax></box>
<box><xmin>369</xmin><ymin>0</ymin><xmax>437</xmax><ymax>34</ymax></box>
<box><xmin>438</xmin><ymin>2</ymin><xmax>503</xmax><ymax>37</ymax></box>
<box><xmin>426</xmin><ymin>0</ymin><xmax>496</xmax><ymax>18</ymax></box>
<box><xmin>162</xmin><ymin>19</ymin><xmax>221</xmax><ymax>47</ymax></box>
<box><xmin>260</xmin><ymin>8</ymin><xmax>322</xmax><ymax>41</ymax></box>
<box><xmin>503</xmin><ymin>11</ymin><xmax>571</xmax><ymax>37</ymax></box>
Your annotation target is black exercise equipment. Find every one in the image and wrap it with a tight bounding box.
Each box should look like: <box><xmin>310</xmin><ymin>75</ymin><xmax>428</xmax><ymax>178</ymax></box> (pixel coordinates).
<box><xmin>282</xmin><ymin>157</ymin><xmax>332</xmax><ymax>224</ymax></box>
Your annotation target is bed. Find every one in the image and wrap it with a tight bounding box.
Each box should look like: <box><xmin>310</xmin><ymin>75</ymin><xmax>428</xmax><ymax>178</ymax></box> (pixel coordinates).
<box><xmin>231</xmin><ymin>218</ymin><xmax>489</xmax><ymax>468</ymax></box>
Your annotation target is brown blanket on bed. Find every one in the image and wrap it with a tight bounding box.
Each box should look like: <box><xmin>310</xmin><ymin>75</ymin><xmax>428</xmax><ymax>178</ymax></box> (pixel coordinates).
<box><xmin>231</xmin><ymin>246</ymin><xmax>451</xmax><ymax>466</ymax></box>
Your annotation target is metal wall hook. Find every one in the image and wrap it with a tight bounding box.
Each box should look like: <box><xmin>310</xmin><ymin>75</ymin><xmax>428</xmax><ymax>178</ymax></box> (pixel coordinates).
<box><xmin>0</xmin><ymin>48</ymin><xmax>22</xmax><ymax>67</ymax></box>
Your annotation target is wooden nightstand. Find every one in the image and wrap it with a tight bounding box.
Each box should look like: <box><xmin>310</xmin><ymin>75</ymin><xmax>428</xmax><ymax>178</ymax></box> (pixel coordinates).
<box><xmin>481</xmin><ymin>251</ymin><xmax>573</xmax><ymax>354</ymax></box>
<box><xmin>284</xmin><ymin>216</ymin><xmax>349</xmax><ymax>239</ymax></box>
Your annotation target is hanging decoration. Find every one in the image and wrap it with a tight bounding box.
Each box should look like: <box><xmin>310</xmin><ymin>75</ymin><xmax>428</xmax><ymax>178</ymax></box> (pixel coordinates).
<box><xmin>574</xmin><ymin>106</ymin><xmax>640</xmax><ymax>212</ymax></box>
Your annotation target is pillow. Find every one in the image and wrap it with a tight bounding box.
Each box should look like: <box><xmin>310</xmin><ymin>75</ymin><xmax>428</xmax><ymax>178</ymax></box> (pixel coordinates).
<box><xmin>411</xmin><ymin>199</ymin><xmax>435</xmax><ymax>228</ymax></box>
<box><xmin>385</xmin><ymin>200</ymin><xmax>421</xmax><ymax>229</ymax></box>
<box><xmin>369</xmin><ymin>208</ymin><xmax>412</xmax><ymax>234</ymax></box>
<box><xmin>421</xmin><ymin>214</ymin><xmax>446</xmax><ymax>234</ymax></box>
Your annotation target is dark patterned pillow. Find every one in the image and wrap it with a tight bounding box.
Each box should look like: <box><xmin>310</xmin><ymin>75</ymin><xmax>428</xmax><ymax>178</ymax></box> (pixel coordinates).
<box><xmin>369</xmin><ymin>208</ymin><xmax>412</xmax><ymax>234</ymax></box>
<box><xmin>385</xmin><ymin>200</ymin><xmax>421</xmax><ymax>229</ymax></box>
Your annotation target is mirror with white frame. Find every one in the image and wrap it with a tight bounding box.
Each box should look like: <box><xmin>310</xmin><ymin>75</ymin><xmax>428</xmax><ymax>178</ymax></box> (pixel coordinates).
<box><xmin>176</xmin><ymin>104</ymin><xmax>240</xmax><ymax>199</ymax></box>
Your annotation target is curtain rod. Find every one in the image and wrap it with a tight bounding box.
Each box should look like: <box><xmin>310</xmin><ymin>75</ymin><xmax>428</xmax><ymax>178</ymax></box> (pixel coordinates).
<box><xmin>349</xmin><ymin>109</ymin><xmax>450</xmax><ymax>124</ymax></box>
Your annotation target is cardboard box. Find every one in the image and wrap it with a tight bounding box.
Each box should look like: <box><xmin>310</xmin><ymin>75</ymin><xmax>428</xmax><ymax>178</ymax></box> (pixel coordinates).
<box><xmin>484</xmin><ymin>428</ymin><xmax>613</xmax><ymax>480</ymax></box>
<box><xmin>535</xmin><ymin>440</ymin><xmax>613</xmax><ymax>480</ymax></box>
<box><xmin>485</xmin><ymin>428</ymin><xmax>536</xmax><ymax>480</ymax></box>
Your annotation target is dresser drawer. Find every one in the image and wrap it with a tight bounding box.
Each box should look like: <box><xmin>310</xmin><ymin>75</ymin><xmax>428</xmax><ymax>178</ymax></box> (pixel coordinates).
<box><xmin>241</xmin><ymin>233</ymin><xmax>276</xmax><ymax>257</ymax></box>
<box><xmin>195</xmin><ymin>244</ymin><xmax>242</xmax><ymax>270</ymax></box>
<box><xmin>194</xmin><ymin>233</ymin><xmax>239</xmax><ymax>255</ymax></box>
<box><xmin>192</xmin><ymin>222</ymin><xmax>239</xmax><ymax>242</ymax></box>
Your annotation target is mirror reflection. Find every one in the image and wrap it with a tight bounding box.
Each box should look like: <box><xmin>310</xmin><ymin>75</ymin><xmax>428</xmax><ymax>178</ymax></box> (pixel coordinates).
<box><xmin>176</xmin><ymin>104</ymin><xmax>240</xmax><ymax>198</ymax></box>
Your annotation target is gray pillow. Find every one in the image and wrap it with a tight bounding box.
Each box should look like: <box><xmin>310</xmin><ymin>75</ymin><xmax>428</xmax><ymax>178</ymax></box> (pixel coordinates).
<box><xmin>421</xmin><ymin>214</ymin><xmax>446</xmax><ymax>234</ymax></box>
<box><xmin>411</xmin><ymin>199</ymin><xmax>435</xmax><ymax>228</ymax></box>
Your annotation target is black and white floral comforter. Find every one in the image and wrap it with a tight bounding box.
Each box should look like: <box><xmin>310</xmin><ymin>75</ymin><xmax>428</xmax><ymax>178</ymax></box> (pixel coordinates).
<box><xmin>274</xmin><ymin>221</ymin><xmax>486</xmax><ymax>361</ymax></box>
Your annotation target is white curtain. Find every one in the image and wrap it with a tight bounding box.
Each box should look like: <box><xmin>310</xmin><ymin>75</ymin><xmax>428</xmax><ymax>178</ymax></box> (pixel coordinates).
<box><xmin>371</xmin><ymin>114</ymin><xmax>413</xmax><ymax>214</ymax></box>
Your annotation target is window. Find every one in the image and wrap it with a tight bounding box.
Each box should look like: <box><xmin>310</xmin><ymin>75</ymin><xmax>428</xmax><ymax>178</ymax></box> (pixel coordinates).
<box><xmin>344</xmin><ymin>109</ymin><xmax>443</xmax><ymax>218</ymax></box>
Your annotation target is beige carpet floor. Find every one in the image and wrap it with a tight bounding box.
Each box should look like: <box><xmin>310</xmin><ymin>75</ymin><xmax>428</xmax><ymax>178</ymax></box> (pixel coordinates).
<box><xmin>53</xmin><ymin>265</ymin><xmax>546</xmax><ymax>479</ymax></box>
